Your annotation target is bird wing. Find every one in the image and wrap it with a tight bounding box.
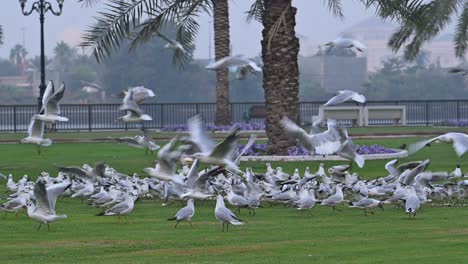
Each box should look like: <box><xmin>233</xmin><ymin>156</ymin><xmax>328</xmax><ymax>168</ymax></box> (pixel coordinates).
<box><xmin>176</xmin><ymin>206</ymin><xmax>193</xmax><ymax>220</ymax></box>
<box><xmin>210</xmin><ymin>126</ymin><xmax>240</xmax><ymax>159</ymax></box>
<box><xmin>116</xmin><ymin>137</ymin><xmax>144</xmax><ymax>148</ymax></box>
<box><xmin>280</xmin><ymin>117</ymin><xmax>313</xmax><ymax>151</ymax></box>
<box><xmin>157</xmin><ymin>137</ymin><xmax>179</xmax><ymax>175</ymax></box>
<box><xmin>233</xmin><ymin>134</ymin><xmax>257</xmax><ymax>165</ymax></box>
<box><xmin>323</xmin><ymin>91</ymin><xmax>352</xmax><ymax>107</ymax></box>
<box><xmin>106</xmin><ymin>201</ymin><xmax>129</xmax><ymax>215</ymax></box>
<box><xmin>194</xmin><ymin>166</ymin><xmax>225</xmax><ymax>190</ymax></box>
<box><xmin>451</xmin><ymin>133</ymin><xmax>468</xmax><ymax>156</ymax></box>
<box><xmin>185</xmin><ymin>159</ymin><xmax>199</xmax><ymax>189</ymax></box>
<box><xmin>33</xmin><ymin>178</ymin><xmax>52</xmax><ymax>214</ymax></box>
<box><xmin>351</xmin><ymin>40</ymin><xmax>367</xmax><ymax>51</ymax></box>
<box><xmin>350</xmin><ymin>92</ymin><xmax>366</xmax><ymax>104</ymax></box>
<box><xmin>188</xmin><ymin>115</ymin><xmax>215</xmax><ymax>154</ymax></box>
<box><xmin>408</xmin><ymin>136</ymin><xmax>440</xmax><ymax>155</ymax></box>
<box><xmin>28</xmin><ymin>117</ymin><xmax>45</xmax><ymax>138</ymax></box>
<box><xmin>247</xmin><ymin>60</ymin><xmax>262</xmax><ymax>71</ymax></box>
<box><xmin>55</xmin><ymin>165</ymin><xmax>91</xmax><ymax>180</ymax></box>
<box><xmin>40</xmin><ymin>81</ymin><xmax>54</xmax><ymax>114</ymax></box>
<box><xmin>120</xmin><ymin>90</ymin><xmax>143</xmax><ymax>114</ymax></box>
<box><xmin>205</xmin><ymin>56</ymin><xmax>230</xmax><ymax>70</ymax></box>
<box><xmin>46</xmin><ymin>181</ymin><xmax>71</xmax><ymax>214</ymax></box>
<box><xmin>45</xmin><ymin>82</ymin><xmax>65</xmax><ymax>116</ymax></box>
<box><xmin>129</xmin><ymin>86</ymin><xmax>155</xmax><ymax>103</ymax></box>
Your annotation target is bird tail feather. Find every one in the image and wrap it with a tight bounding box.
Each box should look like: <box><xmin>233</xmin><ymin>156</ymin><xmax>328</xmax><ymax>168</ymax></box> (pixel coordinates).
<box><xmin>354</xmin><ymin>154</ymin><xmax>365</xmax><ymax>168</ymax></box>
<box><xmin>167</xmin><ymin>217</ymin><xmax>177</xmax><ymax>221</ymax></box>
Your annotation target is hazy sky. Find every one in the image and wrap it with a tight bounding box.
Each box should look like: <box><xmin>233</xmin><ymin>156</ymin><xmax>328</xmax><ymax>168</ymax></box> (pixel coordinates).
<box><xmin>0</xmin><ymin>0</ymin><xmax>442</xmax><ymax>59</ymax></box>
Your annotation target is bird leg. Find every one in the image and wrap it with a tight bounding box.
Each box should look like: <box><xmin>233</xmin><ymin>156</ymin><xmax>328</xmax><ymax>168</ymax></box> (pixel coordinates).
<box><xmin>47</xmin><ymin>223</ymin><xmax>50</xmax><ymax>231</ymax></box>
<box><xmin>37</xmin><ymin>223</ymin><xmax>42</xmax><ymax>231</ymax></box>
<box><xmin>226</xmin><ymin>223</ymin><xmax>229</xmax><ymax>232</ymax></box>
<box><xmin>3</xmin><ymin>212</ymin><xmax>7</xmax><ymax>219</ymax></box>
<box><xmin>175</xmin><ymin>221</ymin><xmax>180</xmax><ymax>228</ymax></box>
<box><xmin>117</xmin><ymin>215</ymin><xmax>121</xmax><ymax>224</ymax></box>
<box><xmin>37</xmin><ymin>145</ymin><xmax>41</xmax><ymax>156</ymax></box>
<box><xmin>14</xmin><ymin>212</ymin><xmax>19</xmax><ymax>218</ymax></box>
<box><xmin>189</xmin><ymin>221</ymin><xmax>193</xmax><ymax>227</ymax></box>
<box><xmin>235</xmin><ymin>207</ymin><xmax>241</xmax><ymax>214</ymax></box>
<box><xmin>222</xmin><ymin>222</ymin><xmax>225</xmax><ymax>232</ymax></box>
<box><xmin>364</xmin><ymin>210</ymin><xmax>368</xmax><ymax>217</ymax></box>
<box><xmin>124</xmin><ymin>216</ymin><xmax>130</xmax><ymax>224</ymax></box>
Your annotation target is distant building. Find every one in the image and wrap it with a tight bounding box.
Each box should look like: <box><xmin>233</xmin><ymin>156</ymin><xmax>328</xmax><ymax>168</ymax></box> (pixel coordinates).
<box><xmin>300</xmin><ymin>48</ymin><xmax>367</xmax><ymax>93</ymax></box>
<box><xmin>0</xmin><ymin>75</ymin><xmax>30</xmax><ymax>88</ymax></box>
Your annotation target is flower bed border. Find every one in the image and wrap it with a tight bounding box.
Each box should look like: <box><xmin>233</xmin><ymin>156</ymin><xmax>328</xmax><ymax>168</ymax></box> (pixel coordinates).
<box><xmin>240</xmin><ymin>149</ymin><xmax>408</xmax><ymax>162</ymax></box>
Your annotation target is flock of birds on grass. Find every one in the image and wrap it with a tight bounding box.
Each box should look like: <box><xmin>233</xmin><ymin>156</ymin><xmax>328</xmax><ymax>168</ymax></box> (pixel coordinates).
<box><xmin>5</xmin><ymin>36</ymin><xmax>468</xmax><ymax>231</ymax></box>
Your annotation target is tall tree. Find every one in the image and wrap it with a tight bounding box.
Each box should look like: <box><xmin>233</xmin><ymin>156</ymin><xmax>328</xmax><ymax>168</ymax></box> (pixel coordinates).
<box><xmin>53</xmin><ymin>41</ymin><xmax>77</xmax><ymax>82</ymax></box>
<box><xmin>79</xmin><ymin>0</ymin><xmax>232</xmax><ymax>124</ymax></box>
<box><xmin>9</xmin><ymin>44</ymin><xmax>28</xmax><ymax>76</ymax></box>
<box><xmin>212</xmin><ymin>0</ymin><xmax>231</xmax><ymax>125</ymax></box>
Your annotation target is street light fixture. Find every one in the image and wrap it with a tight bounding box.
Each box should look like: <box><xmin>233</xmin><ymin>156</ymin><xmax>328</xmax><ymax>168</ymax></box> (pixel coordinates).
<box><xmin>19</xmin><ymin>0</ymin><xmax>64</xmax><ymax>111</ymax></box>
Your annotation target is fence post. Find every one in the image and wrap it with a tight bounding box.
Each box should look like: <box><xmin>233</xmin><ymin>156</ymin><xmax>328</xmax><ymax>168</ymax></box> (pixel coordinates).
<box><xmin>425</xmin><ymin>101</ymin><xmax>429</xmax><ymax>126</ymax></box>
<box><xmin>196</xmin><ymin>103</ymin><xmax>199</xmax><ymax>115</ymax></box>
<box><xmin>160</xmin><ymin>104</ymin><xmax>165</xmax><ymax>128</ymax></box>
<box><xmin>13</xmin><ymin>105</ymin><xmax>17</xmax><ymax>133</ymax></box>
<box><xmin>457</xmin><ymin>101</ymin><xmax>460</xmax><ymax>123</ymax></box>
<box><xmin>88</xmin><ymin>105</ymin><xmax>92</xmax><ymax>132</ymax></box>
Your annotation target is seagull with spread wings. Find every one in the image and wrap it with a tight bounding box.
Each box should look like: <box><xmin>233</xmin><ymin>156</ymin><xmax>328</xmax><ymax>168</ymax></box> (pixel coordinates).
<box><xmin>26</xmin><ymin>177</ymin><xmax>71</xmax><ymax>231</ymax></box>
<box><xmin>34</xmin><ymin>81</ymin><xmax>69</xmax><ymax>123</ymax></box>
<box><xmin>409</xmin><ymin>132</ymin><xmax>468</xmax><ymax>157</ymax></box>
<box><xmin>323</xmin><ymin>90</ymin><xmax>366</xmax><ymax>107</ymax></box>
<box><xmin>20</xmin><ymin>116</ymin><xmax>52</xmax><ymax>155</ymax></box>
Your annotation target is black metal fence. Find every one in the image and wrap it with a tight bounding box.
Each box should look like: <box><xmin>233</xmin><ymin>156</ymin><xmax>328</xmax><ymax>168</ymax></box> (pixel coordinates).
<box><xmin>1</xmin><ymin>100</ymin><xmax>468</xmax><ymax>132</ymax></box>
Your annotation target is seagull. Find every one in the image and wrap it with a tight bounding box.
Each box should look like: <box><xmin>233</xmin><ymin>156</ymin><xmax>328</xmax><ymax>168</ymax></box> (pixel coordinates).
<box><xmin>320</xmin><ymin>184</ymin><xmax>344</xmax><ymax>212</ymax></box>
<box><xmin>349</xmin><ymin>198</ymin><xmax>384</xmax><ymax>216</ymax></box>
<box><xmin>336</xmin><ymin>138</ymin><xmax>365</xmax><ymax>168</ymax></box>
<box><xmin>117</xmin><ymin>90</ymin><xmax>152</xmax><ymax>122</ymax></box>
<box><xmin>206</xmin><ymin>55</ymin><xmax>262</xmax><ymax>73</ymax></box>
<box><xmin>295</xmin><ymin>186</ymin><xmax>316</xmax><ymax>210</ymax></box>
<box><xmin>0</xmin><ymin>191</ymin><xmax>30</xmax><ymax>218</ymax></box>
<box><xmin>185</xmin><ymin>116</ymin><xmax>243</xmax><ymax>173</ymax></box>
<box><xmin>97</xmin><ymin>192</ymin><xmax>136</xmax><ymax>224</ymax></box>
<box><xmin>325</xmin><ymin>36</ymin><xmax>367</xmax><ymax>52</ymax></box>
<box><xmin>323</xmin><ymin>90</ymin><xmax>366</xmax><ymax>107</ymax></box>
<box><xmin>81</xmin><ymin>80</ymin><xmax>102</xmax><ymax>94</ymax></box>
<box><xmin>409</xmin><ymin>133</ymin><xmax>468</xmax><ymax>157</ymax></box>
<box><xmin>157</xmin><ymin>32</ymin><xmax>189</xmax><ymax>54</ymax></box>
<box><xmin>448</xmin><ymin>61</ymin><xmax>468</xmax><ymax>75</ymax></box>
<box><xmin>34</xmin><ymin>81</ymin><xmax>69</xmax><ymax>123</ymax></box>
<box><xmin>55</xmin><ymin>162</ymin><xmax>105</xmax><ymax>181</ymax></box>
<box><xmin>214</xmin><ymin>194</ymin><xmax>246</xmax><ymax>232</ymax></box>
<box><xmin>115</xmin><ymin>130</ymin><xmax>160</xmax><ymax>155</ymax></box>
<box><xmin>144</xmin><ymin>137</ymin><xmax>183</xmax><ymax>182</ymax></box>
<box><xmin>404</xmin><ymin>186</ymin><xmax>420</xmax><ymax>218</ymax></box>
<box><xmin>167</xmin><ymin>199</ymin><xmax>195</xmax><ymax>228</ymax></box>
<box><xmin>280</xmin><ymin>117</ymin><xmax>344</xmax><ymax>155</ymax></box>
<box><xmin>118</xmin><ymin>86</ymin><xmax>155</xmax><ymax>104</ymax></box>
<box><xmin>449</xmin><ymin>164</ymin><xmax>462</xmax><ymax>181</ymax></box>
<box><xmin>26</xmin><ymin>177</ymin><xmax>71</xmax><ymax>231</ymax></box>
<box><xmin>20</xmin><ymin>117</ymin><xmax>52</xmax><ymax>155</ymax></box>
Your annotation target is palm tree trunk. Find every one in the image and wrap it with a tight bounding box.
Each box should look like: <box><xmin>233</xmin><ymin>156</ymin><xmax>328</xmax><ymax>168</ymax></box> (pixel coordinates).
<box><xmin>212</xmin><ymin>0</ymin><xmax>231</xmax><ymax>125</ymax></box>
<box><xmin>262</xmin><ymin>0</ymin><xmax>300</xmax><ymax>155</ymax></box>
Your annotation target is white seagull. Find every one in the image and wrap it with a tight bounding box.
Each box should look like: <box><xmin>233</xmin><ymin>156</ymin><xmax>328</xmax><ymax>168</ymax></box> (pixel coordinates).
<box><xmin>167</xmin><ymin>199</ymin><xmax>195</xmax><ymax>228</ymax></box>
<box><xmin>35</xmin><ymin>81</ymin><xmax>69</xmax><ymax>123</ymax></box>
<box><xmin>325</xmin><ymin>36</ymin><xmax>367</xmax><ymax>52</ymax></box>
<box><xmin>214</xmin><ymin>194</ymin><xmax>246</xmax><ymax>232</ymax></box>
<box><xmin>409</xmin><ymin>133</ymin><xmax>468</xmax><ymax>157</ymax></box>
<box><xmin>323</xmin><ymin>90</ymin><xmax>366</xmax><ymax>107</ymax></box>
<box><xmin>26</xmin><ymin>177</ymin><xmax>71</xmax><ymax>231</ymax></box>
<box><xmin>206</xmin><ymin>54</ymin><xmax>261</xmax><ymax>80</ymax></box>
<box><xmin>97</xmin><ymin>192</ymin><xmax>136</xmax><ymax>224</ymax></box>
<box><xmin>20</xmin><ymin>117</ymin><xmax>52</xmax><ymax>154</ymax></box>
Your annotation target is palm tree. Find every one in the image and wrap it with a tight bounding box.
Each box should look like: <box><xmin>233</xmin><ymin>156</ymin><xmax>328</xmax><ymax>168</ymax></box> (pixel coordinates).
<box><xmin>79</xmin><ymin>0</ymin><xmax>231</xmax><ymax>125</ymax></box>
<box><xmin>53</xmin><ymin>41</ymin><xmax>77</xmax><ymax>81</ymax></box>
<box><xmin>212</xmin><ymin>0</ymin><xmax>231</xmax><ymax>125</ymax></box>
<box><xmin>9</xmin><ymin>44</ymin><xmax>28</xmax><ymax>76</ymax></box>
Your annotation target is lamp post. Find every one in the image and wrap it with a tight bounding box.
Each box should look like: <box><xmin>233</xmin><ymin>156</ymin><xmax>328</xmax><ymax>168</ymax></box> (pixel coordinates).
<box><xmin>19</xmin><ymin>0</ymin><xmax>64</xmax><ymax>111</ymax></box>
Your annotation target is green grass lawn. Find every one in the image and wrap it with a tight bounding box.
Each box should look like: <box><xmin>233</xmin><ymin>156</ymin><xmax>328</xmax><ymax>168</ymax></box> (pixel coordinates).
<box><xmin>0</xmin><ymin>137</ymin><xmax>467</xmax><ymax>263</ymax></box>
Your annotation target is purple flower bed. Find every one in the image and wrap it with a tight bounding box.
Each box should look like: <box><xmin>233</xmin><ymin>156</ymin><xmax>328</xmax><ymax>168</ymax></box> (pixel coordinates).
<box><xmin>433</xmin><ymin>120</ymin><xmax>468</xmax><ymax>127</ymax></box>
<box><xmin>162</xmin><ymin>123</ymin><xmax>265</xmax><ymax>132</ymax></box>
<box><xmin>239</xmin><ymin>143</ymin><xmax>396</xmax><ymax>156</ymax></box>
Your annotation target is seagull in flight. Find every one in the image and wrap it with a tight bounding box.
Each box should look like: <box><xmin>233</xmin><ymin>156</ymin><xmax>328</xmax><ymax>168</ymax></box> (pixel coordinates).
<box><xmin>118</xmin><ymin>90</ymin><xmax>152</xmax><ymax>122</ymax></box>
<box><xmin>157</xmin><ymin>32</ymin><xmax>189</xmax><ymax>54</ymax></box>
<box><xmin>206</xmin><ymin>55</ymin><xmax>262</xmax><ymax>80</ymax></box>
<box><xmin>409</xmin><ymin>133</ymin><xmax>468</xmax><ymax>157</ymax></box>
<box><xmin>34</xmin><ymin>81</ymin><xmax>69</xmax><ymax>123</ymax></box>
<box><xmin>323</xmin><ymin>90</ymin><xmax>366</xmax><ymax>107</ymax></box>
<box><xmin>325</xmin><ymin>36</ymin><xmax>367</xmax><ymax>53</ymax></box>
<box><xmin>20</xmin><ymin>117</ymin><xmax>52</xmax><ymax>155</ymax></box>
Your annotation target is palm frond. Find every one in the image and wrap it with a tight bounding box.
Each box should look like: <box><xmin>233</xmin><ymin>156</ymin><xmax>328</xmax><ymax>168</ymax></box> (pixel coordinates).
<box><xmin>80</xmin><ymin>0</ymin><xmax>158</xmax><ymax>63</ymax></box>
<box><xmin>128</xmin><ymin>0</ymin><xmax>209</xmax><ymax>67</ymax></box>
<box><xmin>324</xmin><ymin>0</ymin><xmax>344</xmax><ymax>20</ymax></box>
<box><xmin>246</xmin><ymin>0</ymin><xmax>264</xmax><ymax>23</ymax></box>
<box><xmin>455</xmin><ymin>1</ymin><xmax>468</xmax><ymax>58</ymax></box>
<box><xmin>78</xmin><ymin>0</ymin><xmax>103</xmax><ymax>7</ymax></box>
